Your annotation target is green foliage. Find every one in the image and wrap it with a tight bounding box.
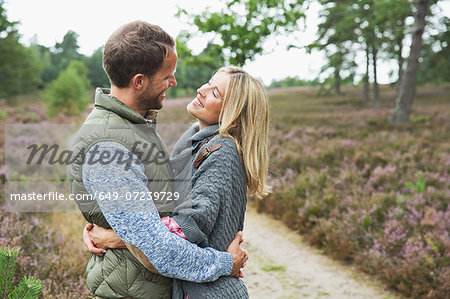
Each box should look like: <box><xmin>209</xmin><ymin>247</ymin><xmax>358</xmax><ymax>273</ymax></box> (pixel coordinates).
<box><xmin>0</xmin><ymin>247</ymin><xmax>43</xmax><ymax>298</ymax></box>
<box><xmin>307</xmin><ymin>0</ymin><xmax>359</xmax><ymax>94</ymax></box>
<box><xmin>167</xmin><ymin>35</ymin><xmax>219</xmax><ymax>98</ymax></box>
<box><xmin>31</xmin><ymin>30</ymin><xmax>89</xmax><ymax>87</ymax></box>
<box><xmin>411</xmin><ymin>115</ymin><xmax>431</xmax><ymax>123</ymax></box>
<box><xmin>53</xmin><ymin>30</ymin><xmax>82</xmax><ymax>72</ymax></box>
<box><xmin>269</xmin><ymin>76</ymin><xmax>320</xmax><ymax>88</ymax></box>
<box><xmin>404</xmin><ymin>172</ymin><xmax>427</xmax><ymax>193</ymax></box>
<box><xmin>83</xmin><ymin>46</ymin><xmax>110</xmax><ymax>88</ymax></box>
<box><xmin>0</xmin><ymin>247</ymin><xmax>17</xmax><ymax>298</ymax></box>
<box><xmin>32</xmin><ymin>45</ymin><xmax>59</xmax><ymax>85</ymax></box>
<box><xmin>375</xmin><ymin>0</ymin><xmax>412</xmax><ymax>62</ymax></box>
<box><xmin>418</xmin><ymin>17</ymin><xmax>450</xmax><ymax>84</ymax></box>
<box><xmin>308</xmin><ymin>0</ymin><xmax>414</xmax><ymax>97</ymax></box>
<box><xmin>178</xmin><ymin>0</ymin><xmax>306</xmax><ymax>66</ymax></box>
<box><xmin>0</xmin><ymin>1</ymin><xmax>41</xmax><ymax>99</ymax></box>
<box><xmin>44</xmin><ymin>60</ymin><xmax>90</xmax><ymax>117</ymax></box>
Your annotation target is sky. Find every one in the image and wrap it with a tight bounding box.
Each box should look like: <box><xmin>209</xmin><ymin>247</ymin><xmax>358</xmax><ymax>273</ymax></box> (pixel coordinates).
<box><xmin>4</xmin><ymin>0</ymin><xmax>450</xmax><ymax>85</ymax></box>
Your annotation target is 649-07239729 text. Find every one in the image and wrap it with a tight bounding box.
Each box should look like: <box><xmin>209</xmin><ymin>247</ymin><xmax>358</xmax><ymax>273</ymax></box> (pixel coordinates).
<box><xmin>9</xmin><ymin>191</ymin><xmax>180</xmax><ymax>202</ymax></box>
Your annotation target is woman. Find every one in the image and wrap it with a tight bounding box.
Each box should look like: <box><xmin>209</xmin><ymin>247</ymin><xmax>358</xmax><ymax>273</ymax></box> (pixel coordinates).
<box><xmin>87</xmin><ymin>66</ymin><xmax>271</xmax><ymax>298</ymax></box>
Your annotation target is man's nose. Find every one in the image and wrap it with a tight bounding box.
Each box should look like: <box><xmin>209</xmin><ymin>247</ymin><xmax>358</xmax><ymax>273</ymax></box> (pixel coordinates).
<box><xmin>170</xmin><ymin>76</ymin><xmax>177</xmax><ymax>87</ymax></box>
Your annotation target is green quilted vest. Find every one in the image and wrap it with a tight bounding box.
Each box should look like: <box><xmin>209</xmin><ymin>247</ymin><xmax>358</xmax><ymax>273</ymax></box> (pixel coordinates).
<box><xmin>67</xmin><ymin>88</ymin><xmax>174</xmax><ymax>298</ymax></box>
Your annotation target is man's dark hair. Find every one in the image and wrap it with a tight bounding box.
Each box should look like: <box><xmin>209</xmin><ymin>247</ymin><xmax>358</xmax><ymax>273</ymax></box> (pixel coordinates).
<box><xmin>103</xmin><ymin>21</ymin><xmax>175</xmax><ymax>87</ymax></box>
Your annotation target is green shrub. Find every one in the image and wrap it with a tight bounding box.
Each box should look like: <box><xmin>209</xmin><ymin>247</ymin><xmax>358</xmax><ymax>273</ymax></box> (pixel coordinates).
<box><xmin>44</xmin><ymin>60</ymin><xmax>90</xmax><ymax>117</ymax></box>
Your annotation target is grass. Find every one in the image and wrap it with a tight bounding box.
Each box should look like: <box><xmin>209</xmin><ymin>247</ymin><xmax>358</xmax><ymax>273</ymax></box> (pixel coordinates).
<box><xmin>261</xmin><ymin>264</ymin><xmax>286</xmax><ymax>272</ymax></box>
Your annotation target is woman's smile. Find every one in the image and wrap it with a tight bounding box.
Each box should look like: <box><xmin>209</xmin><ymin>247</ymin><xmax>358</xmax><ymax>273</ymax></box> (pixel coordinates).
<box><xmin>192</xmin><ymin>96</ymin><xmax>204</xmax><ymax>108</ymax></box>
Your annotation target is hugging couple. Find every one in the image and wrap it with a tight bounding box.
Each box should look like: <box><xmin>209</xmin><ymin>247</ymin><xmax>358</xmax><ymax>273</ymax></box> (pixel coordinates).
<box><xmin>68</xmin><ymin>20</ymin><xmax>270</xmax><ymax>299</ymax></box>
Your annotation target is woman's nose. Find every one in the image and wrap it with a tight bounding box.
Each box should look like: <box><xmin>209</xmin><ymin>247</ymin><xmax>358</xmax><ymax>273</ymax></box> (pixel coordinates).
<box><xmin>197</xmin><ymin>85</ymin><xmax>207</xmax><ymax>96</ymax></box>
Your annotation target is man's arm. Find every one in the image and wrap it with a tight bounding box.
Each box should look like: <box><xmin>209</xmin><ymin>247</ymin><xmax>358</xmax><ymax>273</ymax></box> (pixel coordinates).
<box><xmin>82</xmin><ymin>141</ymin><xmax>246</xmax><ymax>282</ymax></box>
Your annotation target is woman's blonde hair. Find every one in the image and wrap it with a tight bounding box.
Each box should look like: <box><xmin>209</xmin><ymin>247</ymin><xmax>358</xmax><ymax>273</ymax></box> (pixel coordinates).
<box><xmin>217</xmin><ymin>66</ymin><xmax>271</xmax><ymax>198</ymax></box>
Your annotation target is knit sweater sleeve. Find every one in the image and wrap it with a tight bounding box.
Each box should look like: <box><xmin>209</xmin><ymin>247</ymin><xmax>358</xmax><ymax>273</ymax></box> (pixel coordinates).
<box><xmin>172</xmin><ymin>138</ymin><xmax>244</xmax><ymax>247</ymax></box>
<box><xmin>82</xmin><ymin>141</ymin><xmax>233</xmax><ymax>282</ymax></box>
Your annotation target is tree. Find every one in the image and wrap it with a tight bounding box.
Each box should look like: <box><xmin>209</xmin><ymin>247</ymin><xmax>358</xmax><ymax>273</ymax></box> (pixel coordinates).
<box><xmin>166</xmin><ymin>35</ymin><xmax>221</xmax><ymax>98</ymax></box>
<box><xmin>363</xmin><ymin>47</ymin><xmax>370</xmax><ymax>101</ymax></box>
<box><xmin>417</xmin><ymin>16</ymin><xmax>450</xmax><ymax>83</ymax></box>
<box><xmin>178</xmin><ymin>0</ymin><xmax>306</xmax><ymax>66</ymax></box>
<box><xmin>390</xmin><ymin>0</ymin><xmax>430</xmax><ymax>123</ymax></box>
<box><xmin>354</xmin><ymin>0</ymin><xmax>385</xmax><ymax>107</ymax></box>
<box><xmin>44</xmin><ymin>60</ymin><xmax>90</xmax><ymax>117</ymax></box>
<box><xmin>31</xmin><ymin>30</ymin><xmax>87</xmax><ymax>86</ymax></box>
<box><xmin>53</xmin><ymin>30</ymin><xmax>82</xmax><ymax>71</ymax></box>
<box><xmin>83</xmin><ymin>46</ymin><xmax>110</xmax><ymax>88</ymax></box>
<box><xmin>34</xmin><ymin>44</ymin><xmax>59</xmax><ymax>85</ymax></box>
<box><xmin>374</xmin><ymin>0</ymin><xmax>412</xmax><ymax>93</ymax></box>
<box><xmin>310</xmin><ymin>0</ymin><xmax>413</xmax><ymax>105</ymax></box>
<box><xmin>0</xmin><ymin>0</ymin><xmax>41</xmax><ymax>98</ymax></box>
<box><xmin>307</xmin><ymin>0</ymin><xmax>357</xmax><ymax>95</ymax></box>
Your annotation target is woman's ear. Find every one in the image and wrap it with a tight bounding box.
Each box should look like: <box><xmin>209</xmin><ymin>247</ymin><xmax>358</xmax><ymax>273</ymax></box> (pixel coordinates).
<box><xmin>132</xmin><ymin>74</ymin><xmax>145</xmax><ymax>90</ymax></box>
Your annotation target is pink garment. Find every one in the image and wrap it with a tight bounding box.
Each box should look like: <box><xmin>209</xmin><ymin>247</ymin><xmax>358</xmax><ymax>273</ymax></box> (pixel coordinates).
<box><xmin>161</xmin><ymin>216</ymin><xmax>187</xmax><ymax>239</ymax></box>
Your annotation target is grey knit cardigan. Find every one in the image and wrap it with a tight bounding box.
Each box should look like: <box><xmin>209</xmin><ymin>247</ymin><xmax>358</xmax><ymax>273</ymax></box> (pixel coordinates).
<box><xmin>170</xmin><ymin>124</ymin><xmax>249</xmax><ymax>299</ymax></box>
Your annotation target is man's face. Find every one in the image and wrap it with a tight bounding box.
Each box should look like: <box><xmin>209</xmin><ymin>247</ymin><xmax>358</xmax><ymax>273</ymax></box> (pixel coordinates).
<box><xmin>140</xmin><ymin>50</ymin><xmax>177</xmax><ymax>110</ymax></box>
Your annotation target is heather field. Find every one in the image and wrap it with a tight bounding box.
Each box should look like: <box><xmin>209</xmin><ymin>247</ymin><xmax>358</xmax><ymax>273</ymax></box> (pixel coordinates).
<box><xmin>255</xmin><ymin>85</ymin><xmax>450</xmax><ymax>298</ymax></box>
<box><xmin>1</xmin><ymin>84</ymin><xmax>449</xmax><ymax>298</ymax></box>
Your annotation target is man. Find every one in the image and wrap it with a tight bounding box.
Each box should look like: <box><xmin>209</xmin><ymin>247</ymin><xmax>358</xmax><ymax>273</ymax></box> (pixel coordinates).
<box><xmin>67</xmin><ymin>21</ymin><xmax>247</xmax><ymax>299</ymax></box>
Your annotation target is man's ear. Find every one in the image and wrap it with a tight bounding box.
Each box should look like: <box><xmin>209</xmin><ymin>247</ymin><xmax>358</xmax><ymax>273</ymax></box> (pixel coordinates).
<box><xmin>132</xmin><ymin>74</ymin><xmax>145</xmax><ymax>90</ymax></box>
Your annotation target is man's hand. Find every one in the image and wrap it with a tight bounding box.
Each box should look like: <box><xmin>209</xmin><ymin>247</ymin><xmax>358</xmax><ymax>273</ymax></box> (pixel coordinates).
<box><xmin>226</xmin><ymin>231</ymin><xmax>248</xmax><ymax>278</ymax></box>
<box><xmin>89</xmin><ymin>224</ymin><xmax>127</xmax><ymax>249</ymax></box>
<box><xmin>83</xmin><ymin>223</ymin><xmax>106</xmax><ymax>256</ymax></box>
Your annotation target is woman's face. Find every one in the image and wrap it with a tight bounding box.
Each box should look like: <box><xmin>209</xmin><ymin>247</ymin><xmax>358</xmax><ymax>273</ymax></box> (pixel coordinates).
<box><xmin>187</xmin><ymin>72</ymin><xmax>230</xmax><ymax>129</ymax></box>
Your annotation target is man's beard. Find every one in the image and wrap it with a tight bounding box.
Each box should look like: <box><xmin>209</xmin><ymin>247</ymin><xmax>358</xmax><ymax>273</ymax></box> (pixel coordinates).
<box><xmin>138</xmin><ymin>91</ymin><xmax>161</xmax><ymax>112</ymax></box>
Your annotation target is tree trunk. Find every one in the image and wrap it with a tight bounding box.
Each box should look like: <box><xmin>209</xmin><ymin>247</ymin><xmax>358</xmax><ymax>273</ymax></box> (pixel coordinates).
<box><xmin>334</xmin><ymin>67</ymin><xmax>341</xmax><ymax>95</ymax></box>
<box><xmin>396</xmin><ymin>20</ymin><xmax>405</xmax><ymax>96</ymax></box>
<box><xmin>390</xmin><ymin>0</ymin><xmax>429</xmax><ymax>124</ymax></box>
<box><xmin>372</xmin><ymin>46</ymin><xmax>380</xmax><ymax>108</ymax></box>
<box><xmin>397</xmin><ymin>50</ymin><xmax>405</xmax><ymax>96</ymax></box>
<box><xmin>363</xmin><ymin>47</ymin><xmax>370</xmax><ymax>102</ymax></box>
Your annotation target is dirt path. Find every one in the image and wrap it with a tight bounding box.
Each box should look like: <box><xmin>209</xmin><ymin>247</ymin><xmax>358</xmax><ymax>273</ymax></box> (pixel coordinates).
<box><xmin>242</xmin><ymin>206</ymin><xmax>401</xmax><ymax>299</ymax></box>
